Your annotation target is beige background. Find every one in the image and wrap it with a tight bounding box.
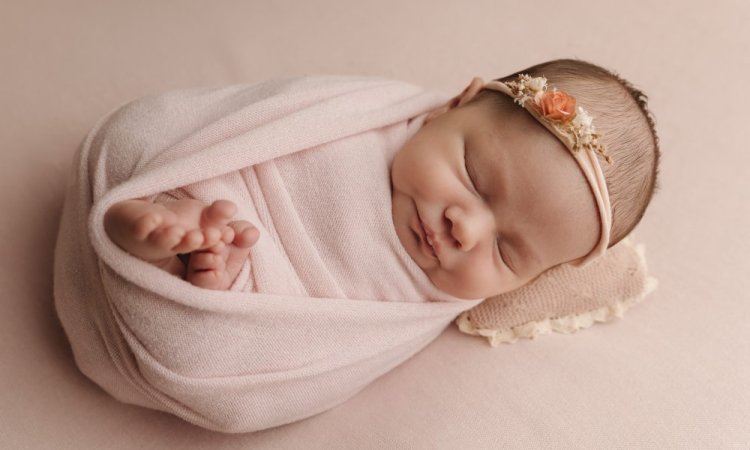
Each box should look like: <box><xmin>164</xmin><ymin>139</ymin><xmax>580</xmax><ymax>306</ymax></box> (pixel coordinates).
<box><xmin>2</xmin><ymin>0</ymin><xmax>749</xmax><ymax>448</ymax></box>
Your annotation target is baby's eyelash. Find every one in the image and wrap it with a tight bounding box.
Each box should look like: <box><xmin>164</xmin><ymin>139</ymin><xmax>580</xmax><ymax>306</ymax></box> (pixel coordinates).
<box><xmin>465</xmin><ymin>145</ymin><xmax>512</xmax><ymax>271</ymax></box>
<box><xmin>463</xmin><ymin>146</ymin><xmax>479</xmax><ymax>193</ymax></box>
<box><xmin>497</xmin><ymin>240</ymin><xmax>512</xmax><ymax>271</ymax></box>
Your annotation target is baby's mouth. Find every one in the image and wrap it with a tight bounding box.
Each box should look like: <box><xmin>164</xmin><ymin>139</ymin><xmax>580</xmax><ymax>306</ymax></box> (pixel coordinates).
<box><xmin>416</xmin><ymin>214</ymin><xmax>438</xmax><ymax>259</ymax></box>
<box><xmin>426</xmin><ymin>234</ymin><xmax>436</xmax><ymax>250</ymax></box>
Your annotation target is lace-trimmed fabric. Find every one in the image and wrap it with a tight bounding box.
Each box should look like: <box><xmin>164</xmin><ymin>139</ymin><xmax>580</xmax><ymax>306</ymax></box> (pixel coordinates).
<box><xmin>456</xmin><ymin>237</ymin><xmax>658</xmax><ymax>346</ymax></box>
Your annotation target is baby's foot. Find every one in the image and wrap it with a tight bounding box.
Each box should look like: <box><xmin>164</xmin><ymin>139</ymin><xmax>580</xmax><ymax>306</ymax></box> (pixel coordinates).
<box><xmin>185</xmin><ymin>220</ymin><xmax>260</xmax><ymax>290</ymax></box>
<box><xmin>104</xmin><ymin>198</ymin><xmax>238</xmax><ymax>275</ymax></box>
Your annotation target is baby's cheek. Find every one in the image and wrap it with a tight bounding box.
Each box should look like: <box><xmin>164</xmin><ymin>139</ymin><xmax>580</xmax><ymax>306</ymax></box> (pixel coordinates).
<box><xmin>440</xmin><ymin>263</ymin><xmax>500</xmax><ymax>299</ymax></box>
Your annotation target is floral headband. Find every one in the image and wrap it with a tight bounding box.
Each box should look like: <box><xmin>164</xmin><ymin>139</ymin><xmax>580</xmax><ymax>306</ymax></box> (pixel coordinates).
<box><xmin>481</xmin><ymin>74</ymin><xmax>613</xmax><ymax>267</ymax></box>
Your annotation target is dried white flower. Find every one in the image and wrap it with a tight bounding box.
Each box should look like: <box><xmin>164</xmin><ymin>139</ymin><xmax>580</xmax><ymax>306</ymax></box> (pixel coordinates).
<box><xmin>572</xmin><ymin>107</ymin><xmax>593</xmax><ymax>130</ymax></box>
<box><xmin>527</xmin><ymin>76</ymin><xmax>547</xmax><ymax>92</ymax></box>
<box><xmin>493</xmin><ymin>73</ymin><xmax>613</xmax><ymax>164</ymax></box>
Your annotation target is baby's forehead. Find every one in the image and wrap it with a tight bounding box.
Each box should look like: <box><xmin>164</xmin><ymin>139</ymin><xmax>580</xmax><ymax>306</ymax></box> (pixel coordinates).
<box><xmin>465</xmin><ymin>103</ymin><xmax>565</xmax><ymax>155</ymax></box>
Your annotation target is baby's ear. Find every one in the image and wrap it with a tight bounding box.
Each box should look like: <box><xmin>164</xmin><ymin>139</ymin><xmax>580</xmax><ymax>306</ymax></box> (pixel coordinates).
<box><xmin>456</xmin><ymin>77</ymin><xmax>485</xmax><ymax>107</ymax></box>
<box><xmin>424</xmin><ymin>104</ymin><xmax>451</xmax><ymax>124</ymax></box>
<box><xmin>424</xmin><ymin>77</ymin><xmax>485</xmax><ymax>125</ymax></box>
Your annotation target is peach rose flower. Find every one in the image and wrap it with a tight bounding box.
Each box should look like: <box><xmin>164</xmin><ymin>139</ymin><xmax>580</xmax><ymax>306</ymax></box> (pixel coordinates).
<box><xmin>538</xmin><ymin>89</ymin><xmax>577</xmax><ymax>123</ymax></box>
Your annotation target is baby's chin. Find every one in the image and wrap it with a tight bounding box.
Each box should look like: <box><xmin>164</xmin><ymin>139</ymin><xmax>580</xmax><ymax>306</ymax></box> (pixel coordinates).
<box><xmin>425</xmin><ymin>274</ymin><xmax>486</xmax><ymax>301</ymax></box>
<box><xmin>428</xmin><ymin>268</ymin><xmax>537</xmax><ymax>301</ymax></box>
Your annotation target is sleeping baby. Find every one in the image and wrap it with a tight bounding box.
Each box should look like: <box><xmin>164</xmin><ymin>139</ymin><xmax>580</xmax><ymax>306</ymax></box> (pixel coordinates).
<box><xmin>56</xmin><ymin>58</ymin><xmax>661</xmax><ymax>432</ymax></box>
<box><xmin>103</xmin><ymin>58</ymin><xmax>660</xmax><ymax>300</ymax></box>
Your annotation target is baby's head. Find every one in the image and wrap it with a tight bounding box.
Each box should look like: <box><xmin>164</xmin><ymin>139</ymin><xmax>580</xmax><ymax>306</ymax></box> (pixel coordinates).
<box><xmin>390</xmin><ymin>58</ymin><xmax>661</xmax><ymax>300</ymax></box>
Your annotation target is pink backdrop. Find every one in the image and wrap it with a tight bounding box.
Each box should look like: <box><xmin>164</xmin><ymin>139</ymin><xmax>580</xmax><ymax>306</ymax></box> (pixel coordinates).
<box><xmin>1</xmin><ymin>0</ymin><xmax>748</xmax><ymax>447</ymax></box>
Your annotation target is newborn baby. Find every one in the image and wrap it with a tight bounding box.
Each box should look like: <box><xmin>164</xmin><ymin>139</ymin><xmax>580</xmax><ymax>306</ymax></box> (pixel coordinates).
<box><xmin>104</xmin><ymin>58</ymin><xmax>660</xmax><ymax>300</ymax></box>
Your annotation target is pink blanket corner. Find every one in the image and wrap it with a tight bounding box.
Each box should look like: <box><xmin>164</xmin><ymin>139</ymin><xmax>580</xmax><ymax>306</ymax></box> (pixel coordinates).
<box><xmin>53</xmin><ymin>74</ymin><xmax>484</xmax><ymax>433</ymax></box>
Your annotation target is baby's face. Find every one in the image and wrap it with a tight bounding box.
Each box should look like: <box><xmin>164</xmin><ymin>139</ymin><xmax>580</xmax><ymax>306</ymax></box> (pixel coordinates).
<box><xmin>390</xmin><ymin>99</ymin><xmax>600</xmax><ymax>300</ymax></box>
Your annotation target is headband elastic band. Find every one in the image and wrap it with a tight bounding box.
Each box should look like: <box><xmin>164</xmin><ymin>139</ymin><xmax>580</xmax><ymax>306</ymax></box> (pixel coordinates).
<box><xmin>480</xmin><ymin>74</ymin><xmax>613</xmax><ymax>267</ymax></box>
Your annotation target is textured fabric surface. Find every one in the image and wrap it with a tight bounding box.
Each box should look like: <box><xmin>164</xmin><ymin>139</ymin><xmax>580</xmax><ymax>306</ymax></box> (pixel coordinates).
<box><xmin>53</xmin><ymin>75</ymin><xmax>484</xmax><ymax>432</ymax></box>
<box><xmin>3</xmin><ymin>0</ymin><xmax>749</xmax><ymax>448</ymax></box>
<box><xmin>457</xmin><ymin>236</ymin><xmax>658</xmax><ymax>345</ymax></box>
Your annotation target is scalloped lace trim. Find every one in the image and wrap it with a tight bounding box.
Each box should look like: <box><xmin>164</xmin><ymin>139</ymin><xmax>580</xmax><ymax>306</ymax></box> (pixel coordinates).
<box><xmin>455</xmin><ymin>242</ymin><xmax>659</xmax><ymax>347</ymax></box>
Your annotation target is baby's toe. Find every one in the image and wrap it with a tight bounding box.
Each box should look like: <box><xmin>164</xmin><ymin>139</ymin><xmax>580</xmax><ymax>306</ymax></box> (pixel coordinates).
<box><xmin>172</xmin><ymin>229</ymin><xmax>205</xmax><ymax>253</ymax></box>
<box><xmin>200</xmin><ymin>227</ymin><xmax>223</xmax><ymax>248</ymax></box>
<box><xmin>228</xmin><ymin>221</ymin><xmax>260</xmax><ymax>248</ymax></box>
<box><xmin>133</xmin><ymin>212</ymin><xmax>164</xmax><ymax>240</ymax></box>
<box><xmin>186</xmin><ymin>270</ymin><xmax>228</xmax><ymax>290</ymax></box>
<box><xmin>202</xmin><ymin>200</ymin><xmax>237</xmax><ymax>226</ymax></box>
<box><xmin>147</xmin><ymin>224</ymin><xmax>184</xmax><ymax>250</ymax></box>
<box><xmin>220</xmin><ymin>225</ymin><xmax>236</xmax><ymax>245</ymax></box>
<box><xmin>188</xmin><ymin>249</ymin><xmax>226</xmax><ymax>271</ymax></box>
<box><xmin>186</xmin><ymin>244</ymin><xmax>231</xmax><ymax>290</ymax></box>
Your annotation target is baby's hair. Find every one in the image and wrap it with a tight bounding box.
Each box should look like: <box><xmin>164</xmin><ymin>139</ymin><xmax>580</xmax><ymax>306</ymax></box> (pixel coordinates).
<box><xmin>471</xmin><ymin>58</ymin><xmax>662</xmax><ymax>249</ymax></box>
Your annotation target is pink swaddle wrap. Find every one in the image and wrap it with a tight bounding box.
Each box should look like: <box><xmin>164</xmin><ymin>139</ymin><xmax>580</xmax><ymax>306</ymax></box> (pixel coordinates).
<box><xmin>53</xmin><ymin>75</ymin><xmax>484</xmax><ymax>433</ymax></box>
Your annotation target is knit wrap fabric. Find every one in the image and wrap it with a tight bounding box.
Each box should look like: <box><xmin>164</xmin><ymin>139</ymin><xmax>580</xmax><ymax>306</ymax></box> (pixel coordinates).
<box><xmin>53</xmin><ymin>75</ymin><xmax>484</xmax><ymax>433</ymax></box>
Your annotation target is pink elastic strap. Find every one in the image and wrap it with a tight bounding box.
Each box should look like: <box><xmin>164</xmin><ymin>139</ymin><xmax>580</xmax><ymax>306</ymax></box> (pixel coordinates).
<box><xmin>481</xmin><ymin>79</ymin><xmax>612</xmax><ymax>267</ymax></box>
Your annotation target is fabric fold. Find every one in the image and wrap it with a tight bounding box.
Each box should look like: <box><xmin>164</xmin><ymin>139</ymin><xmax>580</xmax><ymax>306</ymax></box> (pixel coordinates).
<box><xmin>54</xmin><ymin>75</ymin><xmax>484</xmax><ymax>433</ymax></box>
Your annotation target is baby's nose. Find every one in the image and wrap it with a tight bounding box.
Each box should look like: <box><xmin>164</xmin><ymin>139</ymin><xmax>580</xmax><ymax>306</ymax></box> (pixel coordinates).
<box><xmin>445</xmin><ymin>208</ymin><xmax>494</xmax><ymax>252</ymax></box>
